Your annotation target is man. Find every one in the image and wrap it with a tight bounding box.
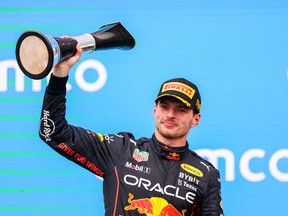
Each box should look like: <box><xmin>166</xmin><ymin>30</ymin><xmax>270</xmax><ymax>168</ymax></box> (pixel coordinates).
<box><xmin>39</xmin><ymin>44</ymin><xmax>224</xmax><ymax>215</ymax></box>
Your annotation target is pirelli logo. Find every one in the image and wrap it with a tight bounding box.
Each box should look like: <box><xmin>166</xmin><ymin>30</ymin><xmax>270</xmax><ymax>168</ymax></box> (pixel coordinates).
<box><xmin>162</xmin><ymin>82</ymin><xmax>195</xmax><ymax>99</ymax></box>
<box><xmin>181</xmin><ymin>163</ymin><xmax>203</xmax><ymax>177</ymax></box>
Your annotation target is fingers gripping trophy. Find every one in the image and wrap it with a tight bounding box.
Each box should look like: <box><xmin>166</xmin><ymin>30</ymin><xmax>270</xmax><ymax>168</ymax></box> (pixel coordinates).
<box><xmin>15</xmin><ymin>22</ymin><xmax>135</xmax><ymax>79</ymax></box>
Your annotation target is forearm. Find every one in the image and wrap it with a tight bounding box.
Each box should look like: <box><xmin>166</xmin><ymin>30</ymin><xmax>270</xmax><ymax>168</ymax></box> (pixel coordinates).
<box><xmin>39</xmin><ymin>74</ymin><xmax>69</xmax><ymax>144</ymax></box>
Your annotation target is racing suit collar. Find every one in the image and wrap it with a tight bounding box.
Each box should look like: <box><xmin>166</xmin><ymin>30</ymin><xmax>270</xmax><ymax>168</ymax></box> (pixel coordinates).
<box><xmin>152</xmin><ymin>134</ymin><xmax>189</xmax><ymax>161</ymax></box>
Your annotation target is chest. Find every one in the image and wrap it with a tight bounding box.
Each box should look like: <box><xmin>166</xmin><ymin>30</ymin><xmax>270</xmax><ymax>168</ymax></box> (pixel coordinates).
<box><xmin>117</xmin><ymin>147</ymin><xmax>206</xmax><ymax>206</ymax></box>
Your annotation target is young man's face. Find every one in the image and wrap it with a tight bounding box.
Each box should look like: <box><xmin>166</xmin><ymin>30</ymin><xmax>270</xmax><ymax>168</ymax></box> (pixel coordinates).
<box><xmin>153</xmin><ymin>97</ymin><xmax>201</xmax><ymax>142</ymax></box>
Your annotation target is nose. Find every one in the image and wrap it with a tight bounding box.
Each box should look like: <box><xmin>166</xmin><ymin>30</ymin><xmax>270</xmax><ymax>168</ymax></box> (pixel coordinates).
<box><xmin>166</xmin><ymin>107</ymin><xmax>176</xmax><ymax>118</ymax></box>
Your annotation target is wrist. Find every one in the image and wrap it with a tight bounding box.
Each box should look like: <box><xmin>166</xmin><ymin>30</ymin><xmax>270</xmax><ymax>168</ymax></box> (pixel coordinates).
<box><xmin>52</xmin><ymin>65</ymin><xmax>69</xmax><ymax>77</ymax></box>
<box><xmin>47</xmin><ymin>74</ymin><xmax>68</xmax><ymax>94</ymax></box>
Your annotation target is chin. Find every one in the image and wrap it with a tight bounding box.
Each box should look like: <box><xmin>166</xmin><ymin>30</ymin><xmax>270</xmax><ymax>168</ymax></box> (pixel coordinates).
<box><xmin>160</xmin><ymin>131</ymin><xmax>178</xmax><ymax>139</ymax></box>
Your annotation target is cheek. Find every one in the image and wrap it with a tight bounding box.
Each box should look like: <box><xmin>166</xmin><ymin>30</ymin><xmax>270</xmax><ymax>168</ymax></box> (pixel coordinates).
<box><xmin>154</xmin><ymin>111</ymin><xmax>161</xmax><ymax>121</ymax></box>
<box><xmin>179</xmin><ymin>115</ymin><xmax>194</xmax><ymax>128</ymax></box>
<box><xmin>184</xmin><ymin>119</ymin><xmax>193</xmax><ymax>128</ymax></box>
<box><xmin>153</xmin><ymin>106</ymin><xmax>162</xmax><ymax>118</ymax></box>
<box><xmin>153</xmin><ymin>110</ymin><xmax>159</xmax><ymax>122</ymax></box>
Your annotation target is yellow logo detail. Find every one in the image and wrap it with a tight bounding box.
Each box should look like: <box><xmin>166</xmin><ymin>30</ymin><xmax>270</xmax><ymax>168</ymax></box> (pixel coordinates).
<box><xmin>196</xmin><ymin>99</ymin><xmax>201</xmax><ymax>111</ymax></box>
<box><xmin>96</xmin><ymin>133</ymin><xmax>104</xmax><ymax>142</ymax></box>
<box><xmin>162</xmin><ymin>82</ymin><xmax>195</xmax><ymax>99</ymax></box>
<box><xmin>181</xmin><ymin>164</ymin><xmax>203</xmax><ymax>177</ymax></box>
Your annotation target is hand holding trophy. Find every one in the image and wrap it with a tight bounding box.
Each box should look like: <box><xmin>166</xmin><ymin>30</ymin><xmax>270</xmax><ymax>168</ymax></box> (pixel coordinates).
<box><xmin>15</xmin><ymin>22</ymin><xmax>135</xmax><ymax>79</ymax></box>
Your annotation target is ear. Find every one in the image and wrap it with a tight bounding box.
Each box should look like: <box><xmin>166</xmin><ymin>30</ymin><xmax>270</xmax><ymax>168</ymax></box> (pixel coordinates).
<box><xmin>153</xmin><ymin>104</ymin><xmax>157</xmax><ymax>114</ymax></box>
<box><xmin>191</xmin><ymin>113</ymin><xmax>201</xmax><ymax>127</ymax></box>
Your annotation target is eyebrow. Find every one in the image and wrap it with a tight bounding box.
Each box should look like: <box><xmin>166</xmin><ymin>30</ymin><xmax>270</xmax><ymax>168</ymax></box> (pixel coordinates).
<box><xmin>159</xmin><ymin>99</ymin><xmax>189</xmax><ymax>110</ymax></box>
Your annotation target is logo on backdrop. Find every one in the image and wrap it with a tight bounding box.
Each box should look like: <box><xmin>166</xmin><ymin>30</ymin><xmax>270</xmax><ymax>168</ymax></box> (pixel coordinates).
<box><xmin>0</xmin><ymin>59</ymin><xmax>107</xmax><ymax>92</ymax></box>
<box><xmin>196</xmin><ymin>148</ymin><xmax>288</xmax><ymax>182</ymax></box>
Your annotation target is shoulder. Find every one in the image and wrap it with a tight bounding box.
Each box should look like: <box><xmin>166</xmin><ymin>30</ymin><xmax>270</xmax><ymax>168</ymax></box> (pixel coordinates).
<box><xmin>185</xmin><ymin>149</ymin><xmax>220</xmax><ymax>175</ymax></box>
<box><xmin>116</xmin><ymin>132</ymin><xmax>150</xmax><ymax>146</ymax></box>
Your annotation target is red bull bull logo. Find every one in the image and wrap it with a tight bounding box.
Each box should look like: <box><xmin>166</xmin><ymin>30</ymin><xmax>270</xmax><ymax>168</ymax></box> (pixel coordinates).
<box><xmin>124</xmin><ymin>193</ymin><xmax>186</xmax><ymax>216</ymax></box>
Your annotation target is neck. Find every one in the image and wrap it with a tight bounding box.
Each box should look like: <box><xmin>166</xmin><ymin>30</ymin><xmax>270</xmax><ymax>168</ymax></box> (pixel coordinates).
<box><xmin>154</xmin><ymin>131</ymin><xmax>187</xmax><ymax>147</ymax></box>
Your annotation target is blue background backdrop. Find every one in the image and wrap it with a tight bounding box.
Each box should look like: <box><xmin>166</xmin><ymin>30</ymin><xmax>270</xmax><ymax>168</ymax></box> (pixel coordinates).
<box><xmin>1</xmin><ymin>0</ymin><xmax>288</xmax><ymax>215</ymax></box>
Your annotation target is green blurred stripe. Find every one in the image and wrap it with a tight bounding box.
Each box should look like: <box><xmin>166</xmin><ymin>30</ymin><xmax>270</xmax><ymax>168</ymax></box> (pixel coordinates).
<box><xmin>0</xmin><ymin>98</ymin><xmax>42</xmax><ymax>102</ymax></box>
<box><xmin>0</xmin><ymin>170</ymin><xmax>85</xmax><ymax>174</ymax></box>
<box><xmin>0</xmin><ymin>43</ymin><xmax>14</xmax><ymax>48</ymax></box>
<box><xmin>0</xmin><ymin>116</ymin><xmax>38</xmax><ymax>120</ymax></box>
<box><xmin>2</xmin><ymin>80</ymin><xmax>35</xmax><ymax>84</ymax></box>
<box><xmin>0</xmin><ymin>187</ymin><xmax>98</xmax><ymax>193</ymax></box>
<box><xmin>0</xmin><ymin>134</ymin><xmax>37</xmax><ymax>138</ymax></box>
<box><xmin>0</xmin><ymin>152</ymin><xmax>56</xmax><ymax>156</ymax></box>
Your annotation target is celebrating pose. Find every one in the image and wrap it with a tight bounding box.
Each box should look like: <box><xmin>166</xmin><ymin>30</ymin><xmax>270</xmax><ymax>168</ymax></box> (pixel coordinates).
<box><xmin>39</xmin><ymin>44</ymin><xmax>224</xmax><ymax>215</ymax></box>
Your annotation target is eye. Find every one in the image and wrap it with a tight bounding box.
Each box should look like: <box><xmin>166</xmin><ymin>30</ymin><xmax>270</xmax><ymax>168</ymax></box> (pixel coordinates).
<box><xmin>177</xmin><ymin>107</ymin><xmax>188</xmax><ymax>113</ymax></box>
<box><xmin>160</xmin><ymin>104</ymin><xmax>169</xmax><ymax>109</ymax></box>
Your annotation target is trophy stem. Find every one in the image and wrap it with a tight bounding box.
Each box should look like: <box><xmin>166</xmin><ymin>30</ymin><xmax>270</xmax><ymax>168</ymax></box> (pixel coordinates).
<box><xmin>72</xmin><ymin>34</ymin><xmax>95</xmax><ymax>52</ymax></box>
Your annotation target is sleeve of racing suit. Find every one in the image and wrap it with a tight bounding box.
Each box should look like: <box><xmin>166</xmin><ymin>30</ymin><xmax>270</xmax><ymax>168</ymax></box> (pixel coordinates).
<box><xmin>39</xmin><ymin>74</ymin><xmax>126</xmax><ymax>178</ymax></box>
<box><xmin>200</xmin><ymin>170</ymin><xmax>224</xmax><ymax>215</ymax></box>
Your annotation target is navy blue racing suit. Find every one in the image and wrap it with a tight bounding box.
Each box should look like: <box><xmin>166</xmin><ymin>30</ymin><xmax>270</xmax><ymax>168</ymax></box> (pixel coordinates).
<box><xmin>39</xmin><ymin>74</ymin><xmax>224</xmax><ymax>216</ymax></box>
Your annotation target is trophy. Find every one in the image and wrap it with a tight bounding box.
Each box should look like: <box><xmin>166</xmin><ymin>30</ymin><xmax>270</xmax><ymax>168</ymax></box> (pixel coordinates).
<box><xmin>15</xmin><ymin>22</ymin><xmax>135</xmax><ymax>79</ymax></box>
